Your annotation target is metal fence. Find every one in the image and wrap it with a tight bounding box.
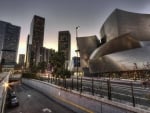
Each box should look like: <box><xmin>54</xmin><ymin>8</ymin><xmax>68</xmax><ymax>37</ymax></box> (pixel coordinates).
<box><xmin>39</xmin><ymin>76</ymin><xmax>150</xmax><ymax>110</ymax></box>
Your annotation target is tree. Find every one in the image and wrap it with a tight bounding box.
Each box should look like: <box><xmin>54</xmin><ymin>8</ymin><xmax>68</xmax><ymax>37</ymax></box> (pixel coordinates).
<box><xmin>62</xmin><ymin>69</ymin><xmax>71</xmax><ymax>78</ymax></box>
<box><xmin>49</xmin><ymin>51</ymin><xmax>68</xmax><ymax>78</ymax></box>
<box><xmin>30</xmin><ymin>64</ymin><xmax>38</xmax><ymax>73</ymax></box>
<box><xmin>37</xmin><ymin>61</ymin><xmax>47</xmax><ymax>73</ymax></box>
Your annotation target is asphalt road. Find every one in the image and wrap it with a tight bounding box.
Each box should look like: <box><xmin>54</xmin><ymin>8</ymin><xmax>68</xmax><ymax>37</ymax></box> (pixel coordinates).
<box><xmin>5</xmin><ymin>83</ymin><xmax>75</xmax><ymax>113</ymax></box>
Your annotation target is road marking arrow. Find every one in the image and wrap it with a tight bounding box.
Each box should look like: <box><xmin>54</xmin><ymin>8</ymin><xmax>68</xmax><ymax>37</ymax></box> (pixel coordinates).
<box><xmin>42</xmin><ymin>108</ymin><xmax>52</xmax><ymax>113</ymax></box>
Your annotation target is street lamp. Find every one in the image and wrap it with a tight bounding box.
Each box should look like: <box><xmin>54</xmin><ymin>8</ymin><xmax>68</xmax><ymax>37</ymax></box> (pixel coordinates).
<box><xmin>75</xmin><ymin>49</ymin><xmax>80</xmax><ymax>91</ymax></box>
<box><xmin>75</xmin><ymin>49</ymin><xmax>80</xmax><ymax>75</ymax></box>
<box><xmin>75</xmin><ymin>26</ymin><xmax>80</xmax><ymax>91</ymax></box>
<box><xmin>3</xmin><ymin>82</ymin><xmax>9</xmax><ymax>91</ymax></box>
<box><xmin>75</xmin><ymin>25</ymin><xmax>80</xmax><ymax>76</ymax></box>
<box><xmin>76</xmin><ymin>26</ymin><xmax>80</xmax><ymax>38</ymax></box>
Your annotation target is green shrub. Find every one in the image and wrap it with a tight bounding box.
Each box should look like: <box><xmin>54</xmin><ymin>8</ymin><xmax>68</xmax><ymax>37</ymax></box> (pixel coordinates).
<box><xmin>22</xmin><ymin>72</ymin><xmax>37</xmax><ymax>79</ymax></box>
<box><xmin>145</xmin><ymin>94</ymin><xmax>150</xmax><ymax>100</ymax></box>
<box><xmin>61</xmin><ymin>69</ymin><xmax>71</xmax><ymax>78</ymax></box>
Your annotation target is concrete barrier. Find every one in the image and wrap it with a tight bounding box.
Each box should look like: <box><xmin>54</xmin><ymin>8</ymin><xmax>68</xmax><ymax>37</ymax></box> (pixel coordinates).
<box><xmin>0</xmin><ymin>72</ymin><xmax>10</xmax><ymax>113</ymax></box>
<box><xmin>23</xmin><ymin>79</ymin><xmax>150</xmax><ymax>113</ymax></box>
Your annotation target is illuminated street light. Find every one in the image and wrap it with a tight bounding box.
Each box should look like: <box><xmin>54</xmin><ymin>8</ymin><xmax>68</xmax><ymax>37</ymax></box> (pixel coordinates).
<box><xmin>3</xmin><ymin>82</ymin><xmax>9</xmax><ymax>91</ymax></box>
<box><xmin>3</xmin><ymin>82</ymin><xmax>9</xmax><ymax>88</ymax></box>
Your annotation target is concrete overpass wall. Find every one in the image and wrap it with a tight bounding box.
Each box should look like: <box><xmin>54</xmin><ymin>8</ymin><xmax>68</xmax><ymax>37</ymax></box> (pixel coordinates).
<box><xmin>0</xmin><ymin>72</ymin><xmax>10</xmax><ymax>113</ymax></box>
<box><xmin>23</xmin><ymin>79</ymin><xmax>150</xmax><ymax>113</ymax></box>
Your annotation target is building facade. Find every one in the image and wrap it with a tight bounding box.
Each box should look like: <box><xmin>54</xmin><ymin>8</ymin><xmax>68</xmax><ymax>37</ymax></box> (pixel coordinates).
<box><xmin>77</xmin><ymin>9</ymin><xmax>150</xmax><ymax>74</ymax></box>
<box><xmin>0</xmin><ymin>21</ymin><xmax>20</xmax><ymax>69</ymax></box>
<box><xmin>76</xmin><ymin>35</ymin><xmax>100</xmax><ymax>68</ymax></box>
<box><xmin>58</xmin><ymin>31</ymin><xmax>71</xmax><ymax>61</ymax></box>
<box><xmin>19</xmin><ymin>54</ymin><xmax>25</xmax><ymax>66</ymax></box>
<box><xmin>40</xmin><ymin>47</ymin><xmax>55</xmax><ymax>63</ymax></box>
<box><xmin>58</xmin><ymin>31</ymin><xmax>71</xmax><ymax>69</ymax></box>
<box><xmin>100</xmin><ymin>9</ymin><xmax>150</xmax><ymax>42</ymax></box>
<box><xmin>25</xmin><ymin>35</ymin><xmax>30</xmax><ymax>68</ymax></box>
<box><xmin>28</xmin><ymin>15</ymin><xmax>45</xmax><ymax>67</ymax></box>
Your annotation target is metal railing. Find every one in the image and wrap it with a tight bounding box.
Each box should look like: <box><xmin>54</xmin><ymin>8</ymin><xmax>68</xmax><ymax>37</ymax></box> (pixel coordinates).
<box><xmin>39</xmin><ymin>76</ymin><xmax>150</xmax><ymax>110</ymax></box>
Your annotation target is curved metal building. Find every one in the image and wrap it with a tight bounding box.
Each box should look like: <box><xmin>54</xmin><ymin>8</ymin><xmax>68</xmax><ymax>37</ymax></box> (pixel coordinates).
<box><xmin>76</xmin><ymin>35</ymin><xmax>100</xmax><ymax>67</ymax></box>
<box><xmin>77</xmin><ymin>9</ymin><xmax>150</xmax><ymax>74</ymax></box>
<box><xmin>100</xmin><ymin>9</ymin><xmax>150</xmax><ymax>42</ymax></box>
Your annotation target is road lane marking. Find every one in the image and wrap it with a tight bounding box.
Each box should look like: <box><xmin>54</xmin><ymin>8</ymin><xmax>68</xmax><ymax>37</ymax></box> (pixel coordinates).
<box><xmin>58</xmin><ymin>91</ymin><xmax>61</xmax><ymax>96</ymax></box>
<box><xmin>27</xmin><ymin>94</ymin><xmax>31</xmax><ymax>98</ymax></box>
<box><xmin>54</xmin><ymin>95</ymin><xmax>94</xmax><ymax>113</ymax></box>
<box><xmin>42</xmin><ymin>108</ymin><xmax>52</xmax><ymax>112</ymax></box>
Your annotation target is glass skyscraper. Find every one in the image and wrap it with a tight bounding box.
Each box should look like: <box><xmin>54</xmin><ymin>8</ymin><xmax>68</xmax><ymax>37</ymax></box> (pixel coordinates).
<box><xmin>0</xmin><ymin>21</ymin><xmax>20</xmax><ymax>68</ymax></box>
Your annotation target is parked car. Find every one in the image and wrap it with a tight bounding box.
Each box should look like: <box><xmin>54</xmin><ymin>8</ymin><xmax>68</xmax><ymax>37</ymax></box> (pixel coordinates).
<box><xmin>6</xmin><ymin>91</ymin><xmax>19</xmax><ymax>108</ymax></box>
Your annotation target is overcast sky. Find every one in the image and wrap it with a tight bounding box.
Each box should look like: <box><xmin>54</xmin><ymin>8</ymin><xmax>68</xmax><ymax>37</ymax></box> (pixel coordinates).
<box><xmin>0</xmin><ymin>0</ymin><xmax>150</xmax><ymax>59</ymax></box>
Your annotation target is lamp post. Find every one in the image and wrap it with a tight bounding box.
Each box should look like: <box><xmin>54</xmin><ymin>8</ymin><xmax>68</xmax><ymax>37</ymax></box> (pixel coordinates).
<box><xmin>76</xmin><ymin>26</ymin><xmax>80</xmax><ymax>38</ymax></box>
<box><xmin>75</xmin><ymin>26</ymin><xmax>80</xmax><ymax>91</ymax></box>
<box><xmin>75</xmin><ymin>50</ymin><xmax>80</xmax><ymax>91</ymax></box>
<box><xmin>75</xmin><ymin>26</ymin><xmax>80</xmax><ymax>69</ymax></box>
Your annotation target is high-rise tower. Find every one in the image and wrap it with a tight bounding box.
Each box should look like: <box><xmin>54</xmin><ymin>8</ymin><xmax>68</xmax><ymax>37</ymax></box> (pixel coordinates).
<box><xmin>58</xmin><ymin>31</ymin><xmax>71</xmax><ymax>61</ymax></box>
<box><xmin>19</xmin><ymin>54</ymin><xmax>25</xmax><ymax>66</ymax></box>
<box><xmin>29</xmin><ymin>15</ymin><xmax>45</xmax><ymax>67</ymax></box>
<box><xmin>0</xmin><ymin>21</ymin><xmax>20</xmax><ymax>68</ymax></box>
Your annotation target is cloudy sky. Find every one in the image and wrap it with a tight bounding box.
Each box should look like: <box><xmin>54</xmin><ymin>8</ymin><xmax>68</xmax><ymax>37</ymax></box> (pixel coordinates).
<box><xmin>0</xmin><ymin>0</ymin><xmax>150</xmax><ymax>60</ymax></box>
